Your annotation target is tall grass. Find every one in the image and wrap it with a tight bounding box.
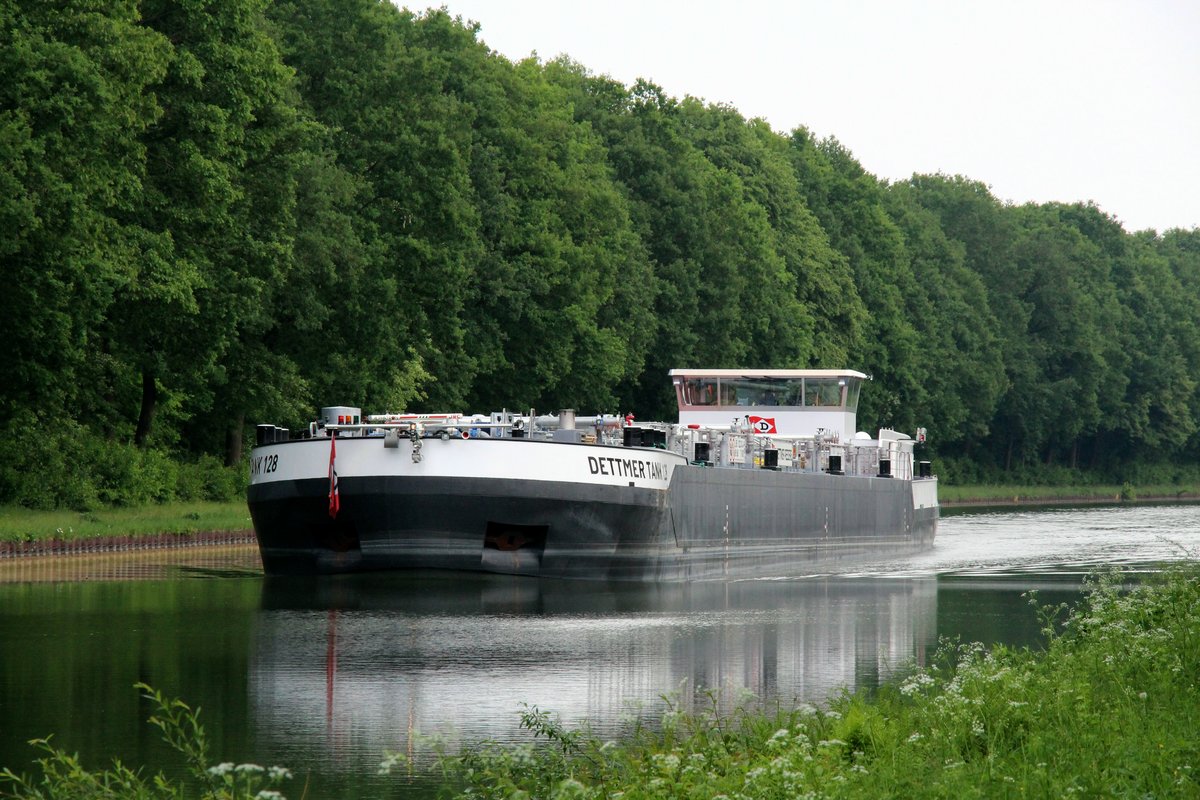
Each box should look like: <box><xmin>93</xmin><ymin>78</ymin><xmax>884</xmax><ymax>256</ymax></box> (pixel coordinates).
<box><xmin>0</xmin><ymin>501</ymin><xmax>251</xmax><ymax>544</ymax></box>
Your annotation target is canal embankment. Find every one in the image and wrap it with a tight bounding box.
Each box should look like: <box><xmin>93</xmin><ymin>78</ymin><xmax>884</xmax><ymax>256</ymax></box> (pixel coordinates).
<box><xmin>0</xmin><ymin>501</ymin><xmax>252</xmax><ymax>557</ymax></box>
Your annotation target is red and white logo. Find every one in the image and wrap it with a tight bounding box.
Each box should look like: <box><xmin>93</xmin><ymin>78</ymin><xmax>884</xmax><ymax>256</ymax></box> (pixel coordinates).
<box><xmin>748</xmin><ymin>416</ymin><xmax>777</xmax><ymax>434</ymax></box>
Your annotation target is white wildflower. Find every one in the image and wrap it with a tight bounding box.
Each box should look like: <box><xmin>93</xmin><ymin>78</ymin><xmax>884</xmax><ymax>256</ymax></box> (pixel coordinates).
<box><xmin>207</xmin><ymin>762</ymin><xmax>235</xmax><ymax>778</ymax></box>
<box><xmin>651</xmin><ymin>753</ymin><xmax>680</xmax><ymax>773</ymax></box>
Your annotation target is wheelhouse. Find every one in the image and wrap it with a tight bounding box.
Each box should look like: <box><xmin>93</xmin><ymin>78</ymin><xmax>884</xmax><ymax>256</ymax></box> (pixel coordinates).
<box><xmin>669</xmin><ymin>369</ymin><xmax>868</xmax><ymax>440</ymax></box>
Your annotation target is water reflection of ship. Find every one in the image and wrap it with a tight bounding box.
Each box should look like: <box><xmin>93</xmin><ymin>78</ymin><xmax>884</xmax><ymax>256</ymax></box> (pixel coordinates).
<box><xmin>249</xmin><ymin>573</ymin><xmax>936</xmax><ymax>774</ymax></box>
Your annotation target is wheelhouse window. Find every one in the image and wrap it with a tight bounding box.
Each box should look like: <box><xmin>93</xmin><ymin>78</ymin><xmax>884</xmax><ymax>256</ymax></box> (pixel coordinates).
<box><xmin>681</xmin><ymin>378</ymin><xmax>721</xmax><ymax>406</ymax></box>
<box><xmin>845</xmin><ymin>379</ymin><xmax>861</xmax><ymax>411</ymax></box>
<box><xmin>680</xmin><ymin>377</ymin><xmax>804</xmax><ymax>408</ymax></box>
<box><xmin>728</xmin><ymin>379</ymin><xmax>801</xmax><ymax>407</ymax></box>
<box><xmin>804</xmin><ymin>379</ymin><xmax>844</xmax><ymax>407</ymax></box>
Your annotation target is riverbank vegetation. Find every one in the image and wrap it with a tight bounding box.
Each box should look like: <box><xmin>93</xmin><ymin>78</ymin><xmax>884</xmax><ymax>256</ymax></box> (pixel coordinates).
<box><xmin>413</xmin><ymin>566</ymin><xmax>1200</xmax><ymax>797</ymax></box>
<box><xmin>939</xmin><ymin>482</ymin><xmax>1200</xmax><ymax>505</ymax></box>
<box><xmin>5</xmin><ymin>0</ymin><xmax>1200</xmax><ymax>512</ymax></box>
<box><xmin>3</xmin><ymin>567</ymin><xmax>1196</xmax><ymax>797</ymax></box>
<box><xmin>0</xmin><ymin>501</ymin><xmax>249</xmax><ymax>545</ymax></box>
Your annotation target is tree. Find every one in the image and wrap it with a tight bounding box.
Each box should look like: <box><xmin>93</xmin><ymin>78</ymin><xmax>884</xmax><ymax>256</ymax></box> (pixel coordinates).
<box><xmin>0</xmin><ymin>0</ymin><xmax>169</xmax><ymax>427</ymax></box>
<box><xmin>1005</xmin><ymin>203</ymin><xmax>1125</xmax><ymax>467</ymax></box>
<box><xmin>268</xmin><ymin>0</ymin><xmax>481</xmax><ymax>411</ymax></box>
<box><xmin>899</xmin><ymin>174</ymin><xmax>1031</xmax><ymax>469</ymax></box>
<box><xmin>98</xmin><ymin>0</ymin><xmax>305</xmax><ymax>455</ymax></box>
<box><xmin>547</xmin><ymin>65</ymin><xmax>863</xmax><ymax>418</ymax></box>
<box><xmin>788</xmin><ymin>132</ymin><xmax>921</xmax><ymax>433</ymax></box>
<box><xmin>403</xmin><ymin>15</ymin><xmax>656</xmax><ymax>412</ymax></box>
<box><xmin>884</xmin><ymin>185</ymin><xmax>1006</xmax><ymax>450</ymax></box>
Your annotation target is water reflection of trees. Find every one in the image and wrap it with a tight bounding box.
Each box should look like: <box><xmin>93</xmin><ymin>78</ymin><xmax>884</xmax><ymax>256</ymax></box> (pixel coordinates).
<box><xmin>249</xmin><ymin>574</ymin><xmax>937</xmax><ymax>773</ymax></box>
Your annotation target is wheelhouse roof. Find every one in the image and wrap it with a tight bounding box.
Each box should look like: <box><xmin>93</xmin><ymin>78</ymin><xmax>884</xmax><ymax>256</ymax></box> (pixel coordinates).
<box><xmin>668</xmin><ymin>369</ymin><xmax>869</xmax><ymax>380</ymax></box>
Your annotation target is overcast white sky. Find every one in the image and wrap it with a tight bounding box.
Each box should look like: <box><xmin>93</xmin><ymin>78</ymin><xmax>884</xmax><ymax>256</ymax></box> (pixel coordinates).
<box><xmin>423</xmin><ymin>1</ymin><xmax>1199</xmax><ymax>234</ymax></box>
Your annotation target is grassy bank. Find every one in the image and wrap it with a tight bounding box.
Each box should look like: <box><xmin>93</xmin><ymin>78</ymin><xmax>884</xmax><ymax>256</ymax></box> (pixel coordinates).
<box><xmin>939</xmin><ymin>481</ymin><xmax>1200</xmax><ymax>505</ymax></box>
<box><xmin>0</xmin><ymin>501</ymin><xmax>251</xmax><ymax>544</ymax></box>
<box><xmin>4</xmin><ymin>568</ymin><xmax>1197</xmax><ymax>798</ymax></box>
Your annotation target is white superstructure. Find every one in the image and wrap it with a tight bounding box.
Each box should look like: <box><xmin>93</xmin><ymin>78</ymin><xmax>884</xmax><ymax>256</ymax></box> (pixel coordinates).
<box><xmin>670</xmin><ymin>369</ymin><xmax>868</xmax><ymax>441</ymax></box>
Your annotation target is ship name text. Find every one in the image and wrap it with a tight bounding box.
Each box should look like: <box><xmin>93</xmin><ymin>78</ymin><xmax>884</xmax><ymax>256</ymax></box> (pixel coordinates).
<box><xmin>586</xmin><ymin>455</ymin><xmax>671</xmax><ymax>482</ymax></box>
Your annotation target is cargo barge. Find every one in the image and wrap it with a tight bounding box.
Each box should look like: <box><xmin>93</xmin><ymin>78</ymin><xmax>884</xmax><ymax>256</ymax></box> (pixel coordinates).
<box><xmin>247</xmin><ymin>370</ymin><xmax>937</xmax><ymax>579</ymax></box>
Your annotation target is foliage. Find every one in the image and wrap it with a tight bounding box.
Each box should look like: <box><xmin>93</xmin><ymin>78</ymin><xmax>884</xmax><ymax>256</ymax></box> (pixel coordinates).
<box><xmin>413</xmin><ymin>567</ymin><xmax>1200</xmax><ymax>798</ymax></box>
<box><xmin>0</xmin><ymin>0</ymin><xmax>170</xmax><ymax>428</ymax></box>
<box><xmin>0</xmin><ymin>683</ymin><xmax>292</xmax><ymax>799</ymax></box>
<box><xmin>174</xmin><ymin>457</ymin><xmax>246</xmax><ymax>504</ymax></box>
<box><xmin>0</xmin><ymin>414</ymin><xmax>243</xmax><ymax>512</ymax></box>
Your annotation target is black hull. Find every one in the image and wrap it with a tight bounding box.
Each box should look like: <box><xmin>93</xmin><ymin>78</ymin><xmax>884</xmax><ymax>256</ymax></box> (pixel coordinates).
<box><xmin>249</xmin><ymin>466</ymin><xmax>937</xmax><ymax>581</ymax></box>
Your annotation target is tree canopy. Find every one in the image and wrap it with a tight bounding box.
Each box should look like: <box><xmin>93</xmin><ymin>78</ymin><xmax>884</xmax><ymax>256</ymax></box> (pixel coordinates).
<box><xmin>3</xmin><ymin>0</ymin><xmax>1199</xmax><ymax>506</ymax></box>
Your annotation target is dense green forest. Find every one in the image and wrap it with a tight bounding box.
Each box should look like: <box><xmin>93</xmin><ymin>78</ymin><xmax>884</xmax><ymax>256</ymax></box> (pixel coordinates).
<box><xmin>3</xmin><ymin>0</ymin><xmax>1199</xmax><ymax>509</ymax></box>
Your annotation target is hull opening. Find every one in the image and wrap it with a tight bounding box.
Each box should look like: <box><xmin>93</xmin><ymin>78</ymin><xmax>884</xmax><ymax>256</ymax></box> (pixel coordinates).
<box><xmin>484</xmin><ymin>521</ymin><xmax>548</xmax><ymax>552</ymax></box>
<box><xmin>482</xmin><ymin>521</ymin><xmax>548</xmax><ymax>575</ymax></box>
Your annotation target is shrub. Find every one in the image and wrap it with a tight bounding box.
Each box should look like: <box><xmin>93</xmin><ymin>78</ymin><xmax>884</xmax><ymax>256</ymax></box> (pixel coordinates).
<box><xmin>0</xmin><ymin>413</ymin><xmax>103</xmax><ymax>510</ymax></box>
<box><xmin>90</xmin><ymin>442</ymin><xmax>180</xmax><ymax>506</ymax></box>
<box><xmin>0</xmin><ymin>415</ymin><xmax>245</xmax><ymax>510</ymax></box>
<box><xmin>176</xmin><ymin>455</ymin><xmax>246</xmax><ymax>502</ymax></box>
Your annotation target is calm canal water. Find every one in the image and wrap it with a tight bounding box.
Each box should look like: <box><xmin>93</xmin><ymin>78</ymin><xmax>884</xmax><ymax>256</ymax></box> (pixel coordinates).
<box><xmin>1</xmin><ymin>503</ymin><xmax>1197</xmax><ymax>797</ymax></box>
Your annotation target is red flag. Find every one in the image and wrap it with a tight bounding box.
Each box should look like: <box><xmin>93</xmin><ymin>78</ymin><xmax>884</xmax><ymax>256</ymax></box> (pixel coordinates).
<box><xmin>748</xmin><ymin>416</ymin><xmax>777</xmax><ymax>434</ymax></box>
<box><xmin>328</xmin><ymin>434</ymin><xmax>340</xmax><ymax>518</ymax></box>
